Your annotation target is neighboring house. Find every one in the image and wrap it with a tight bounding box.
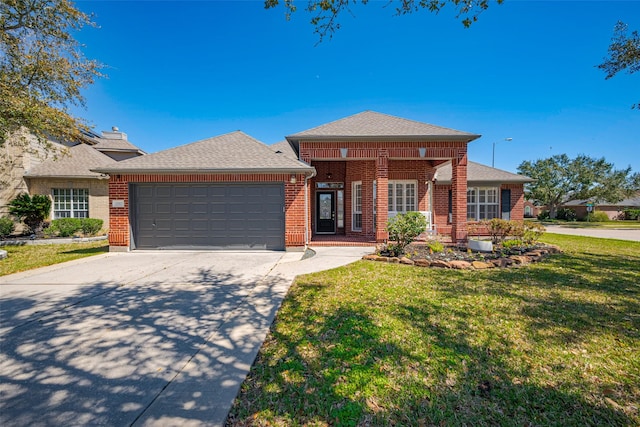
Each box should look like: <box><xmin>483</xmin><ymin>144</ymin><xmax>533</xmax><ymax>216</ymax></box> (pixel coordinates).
<box><xmin>523</xmin><ymin>200</ymin><xmax>542</xmax><ymax>218</ymax></box>
<box><xmin>95</xmin><ymin>111</ymin><xmax>533</xmax><ymax>251</ymax></box>
<box><xmin>561</xmin><ymin>193</ymin><xmax>640</xmax><ymax>220</ymax></box>
<box><xmin>0</xmin><ymin>128</ymin><xmax>143</xmax><ymax>232</ymax></box>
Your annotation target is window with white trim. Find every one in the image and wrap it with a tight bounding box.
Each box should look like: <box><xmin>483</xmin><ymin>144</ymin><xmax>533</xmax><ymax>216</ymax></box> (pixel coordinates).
<box><xmin>467</xmin><ymin>187</ymin><xmax>499</xmax><ymax>220</ymax></box>
<box><xmin>52</xmin><ymin>189</ymin><xmax>89</xmax><ymax>219</ymax></box>
<box><xmin>388</xmin><ymin>180</ymin><xmax>417</xmax><ymax>216</ymax></box>
<box><xmin>352</xmin><ymin>181</ymin><xmax>362</xmax><ymax>231</ymax></box>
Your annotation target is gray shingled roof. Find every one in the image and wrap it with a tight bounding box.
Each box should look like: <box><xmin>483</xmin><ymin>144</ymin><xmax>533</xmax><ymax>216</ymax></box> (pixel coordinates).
<box><xmin>270</xmin><ymin>140</ymin><xmax>299</xmax><ymax>160</ymax></box>
<box><xmin>286</xmin><ymin>111</ymin><xmax>480</xmax><ymax>142</ymax></box>
<box><xmin>94</xmin><ymin>131</ymin><xmax>314</xmax><ymax>174</ymax></box>
<box><xmin>25</xmin><ymin>144</ymin><xmax>116</xmax><ymax>178</ymax></box>
<box><xmin>435</xmin><ymin>161</ymin><xmax>534</xmax><ymax>184</ymax></box>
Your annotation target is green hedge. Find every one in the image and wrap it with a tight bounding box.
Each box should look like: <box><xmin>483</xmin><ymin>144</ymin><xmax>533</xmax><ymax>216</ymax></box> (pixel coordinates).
<box><xmin>49</xmin><ymin>218</ymin><xmax>104</xmax><ymax>237</ymax></box>
<box><xmin>0</xmin><ymin>217</ymin><xmax>15</xmax><ymax>239</ymax></box>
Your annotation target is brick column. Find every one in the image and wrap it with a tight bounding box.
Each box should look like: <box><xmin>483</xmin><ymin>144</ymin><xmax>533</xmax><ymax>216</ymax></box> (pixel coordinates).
<box><xmin>450</xmin><ymin>152</ymin><xmax>468</xmax><ymax>243</ymax></box>
<box><xmin>376</xmin><ymin>150</ymin><xmax>389</xmax><ymax>242</ymax></box>
<box><xmin>108</xmin><ymin>175</ymin><xmax>130</xmax><ymax>251</ymax></box>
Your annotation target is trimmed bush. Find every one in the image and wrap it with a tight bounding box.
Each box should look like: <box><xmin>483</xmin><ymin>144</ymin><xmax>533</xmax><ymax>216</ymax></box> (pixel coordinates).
<box><xmin>556</xmin><ymin>208</ymin><xmax>577</xmax><ymax>221</ymax></box>
<box><xmin>0</xmin><ymin>217</ymin><xmax>15</xmax><ymax>239</ymax></box>
<box><xmin>537</xmin><ymin>210</ymin><xmax>550</xmax><ymax>220</ymax></box>
<box><xmin>50</xmin><ymin>218</ymin><xmax>82</xmax><ymax>237</ymax></box>
<box><xmin>81</xmin><ymin>218</ymin><xmax>103</xmax><ymax>236</ymax></box>
<box><xmin>386</xmin><ymin>212</ymin><xmax>427</xmax><ymax>256</ymax></box>
<box><xmin>586</xmin><ymin>211</ymin><xmax>610</xmax><ymax>222</ymax></box>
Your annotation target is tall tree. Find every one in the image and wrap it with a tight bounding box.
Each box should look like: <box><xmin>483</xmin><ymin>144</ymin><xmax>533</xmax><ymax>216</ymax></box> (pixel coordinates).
<box><xmin>517</xmin><ymin>154</ymin><xmax>639</xmax><ymax>219</ymax></box>
<box><xmin>264</xmin><ymin>0</ymin><xmax>504</xmax><ymax>40</ymax></box>
<box><xmin>0</xmin><ymin>0</ymin><xmax>103</xmax><ymax>147</ymax></box>
<box><xmin>598</xmin><ymin>21</ymin><xmax>640</xmax><ymax>109</ymax></box>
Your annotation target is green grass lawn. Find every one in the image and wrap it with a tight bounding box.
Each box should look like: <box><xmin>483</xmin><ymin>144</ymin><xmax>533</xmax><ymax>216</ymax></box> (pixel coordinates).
<box><xmin>0</xmin><ymin>241</ymin><xmax>109</xmax><ymax>276</ymax></box>
<box><xmin>227</xmin><ymin>234</ymin><xmax>640</xmax><ymax>426</ymax></box>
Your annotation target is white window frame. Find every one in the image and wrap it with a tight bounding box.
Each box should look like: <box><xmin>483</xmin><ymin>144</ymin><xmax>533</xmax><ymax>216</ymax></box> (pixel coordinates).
<box><xmin>352</xmin><ymin>181</ymin><xmax>362</xmax><ymax>231</ymax></box>
<box><xmin>388</xmin><ymin>180</ymin><xmax>417</xmax><ymax>217</ymax></box>
<box><xmin>52</xmin><ymin>188</ymin><xmax>89</xmax><ymax>219</ymax></box>
<box><xmin>467</xmin><ymin>187</ymin><xmax>499</xmax><ymax>221</ymax></box>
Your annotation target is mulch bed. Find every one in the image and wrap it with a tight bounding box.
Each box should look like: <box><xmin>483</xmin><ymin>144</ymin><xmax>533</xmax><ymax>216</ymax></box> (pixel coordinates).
<box><xmin>364</xmin><ymin>242</ymin><xmax>562</xmax><ymax>270</ymax></box>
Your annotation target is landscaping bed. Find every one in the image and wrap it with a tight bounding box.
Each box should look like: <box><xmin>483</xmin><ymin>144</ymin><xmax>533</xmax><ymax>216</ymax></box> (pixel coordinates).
<box><xmin>364</xmin><ymin>242</ymin><xmax>562</xmax><ymax>269</ymax></box>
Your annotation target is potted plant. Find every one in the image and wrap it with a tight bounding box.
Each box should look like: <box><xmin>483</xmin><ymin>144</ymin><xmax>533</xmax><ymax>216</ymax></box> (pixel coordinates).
<box><xmin>467</xmin><ymin>221</ymin><xmax>493</xmax><ymax>252</ymax></box>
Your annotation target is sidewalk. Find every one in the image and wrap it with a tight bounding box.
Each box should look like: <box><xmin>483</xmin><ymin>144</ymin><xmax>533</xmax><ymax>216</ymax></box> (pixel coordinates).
<box><xmin>543</xmin><ymin>224</ymin><xmax>640</xmax><ymax>242</ymax></box>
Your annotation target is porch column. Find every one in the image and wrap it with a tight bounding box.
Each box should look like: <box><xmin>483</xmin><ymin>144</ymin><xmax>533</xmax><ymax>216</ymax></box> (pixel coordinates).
<box><xmin>376</xmin><ymin>150</ymin><xmax>389</xmax><ymax>242</ymax></box>
<box><xmin>451</xmin><ymin>152</ymin><xmax>468</xmax><ymax>243</ymax></box>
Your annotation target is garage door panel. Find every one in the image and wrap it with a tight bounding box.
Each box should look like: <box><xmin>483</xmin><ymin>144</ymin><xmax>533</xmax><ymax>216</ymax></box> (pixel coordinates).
<box><xmin>133</xmin><ymin>183</ymin><xmax>284</xmax><ymax>249</ymax></box>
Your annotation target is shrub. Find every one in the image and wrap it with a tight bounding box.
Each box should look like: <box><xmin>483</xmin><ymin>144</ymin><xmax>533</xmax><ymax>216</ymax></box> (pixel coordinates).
<box><xmin>8</xmin><ymin>193</ymin><xmax>51</xmax><ymax>234</ymax></box>
<box><xmin>427</xmin><ymin>240</ymin><xmax>444</xmax><ymax>253</ymax></box>
<box><xmin>556</xmin><ymin>208</ymin><xmax>577</xmax><ymax>221</ymax></box>
<box><xmin>386</xmin><ymin>212</ymin><xmax>427</xmax><ymax>256</ymax></box>
<box><xmin>50</xmin><ymin>218</ymin><xmax>82</xmax><ymax>237</ymax></box>
<box><xmin>81</xmin><ymin>218</ymin><xmax>103</xmax><ymax>236</ymax></box>
<box><xmin>502</xmin><ymin>239</ymin><xmax>524</xmax><ymax>249</ymax></box>
<box><xmin>586</xmin><ymin>211</ymin><xmax>610</xmax><ymax>222</ymax></box>
<box><xmin>622</xmin><ymin>208</ymin><xmax>640</xmax><ymax>221</ymax></box>
<box><xmin>0</xmin><ymin>217</ymin><xmax>15</xmax><ymax>239</ymax></box>
<box><xmin>483</xmin><ymin>218</ymin><xmax>513</xmax><ymax>244</ymax></box>
<box><xmin>537</xmin><ymin>210</ymin><xmax>550</xmax><ymax>220</ymax></box>
<box><xmin>522</xmin><ymin>222</ymin><xmax>545</xmax><ymax>243</ymax></box>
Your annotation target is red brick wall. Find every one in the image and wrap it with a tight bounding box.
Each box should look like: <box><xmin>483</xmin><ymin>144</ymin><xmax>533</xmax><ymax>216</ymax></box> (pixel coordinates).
<box><xmin>107</xmin><ymin>173</ymin><xmax>307</xmax><ymax>250</ymax></box>
<box><xmin>503</xmin><ymin>184</ymin><xmax>525</xmax><ymax>221</ymax></box>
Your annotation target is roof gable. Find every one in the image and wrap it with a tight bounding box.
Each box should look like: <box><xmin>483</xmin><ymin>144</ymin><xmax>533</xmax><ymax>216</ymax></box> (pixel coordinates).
<box><xmin>25</xmin><ymin>144</ymin><xmax>116</xmax><ymax>178</ymax></box>
<box><xmin>286</xmin><ymin>111</ymin><xmax>480</xmax><ymax>142</ymax></box>
<box><xmin>94</xmin><ymin>131</ymin><xmax>313</xmax><ymax>173</ymax></box>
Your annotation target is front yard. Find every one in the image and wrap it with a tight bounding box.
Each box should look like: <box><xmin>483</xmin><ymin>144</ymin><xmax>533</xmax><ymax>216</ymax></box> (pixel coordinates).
<box><xmin>227</xmin><ymin>234</ymin><xmax>640</xmax><ymax>426</ymax></box>
<box><xmin>0</xmin><ymin>241</ymin><xmax>109</xmax><ymax>276</ymax></box>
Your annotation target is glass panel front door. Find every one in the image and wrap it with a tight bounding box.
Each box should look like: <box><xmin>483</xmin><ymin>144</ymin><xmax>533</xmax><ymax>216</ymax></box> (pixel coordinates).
<box><xmin>316</xmin><ymin>192</ymin><xmax>336</xmax><ymax>233</ymax></box>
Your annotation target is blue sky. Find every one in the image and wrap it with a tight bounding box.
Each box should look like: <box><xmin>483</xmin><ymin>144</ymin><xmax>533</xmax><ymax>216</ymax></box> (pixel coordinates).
<box><xmin>74</xmin><ymin>0</ymin><xmax>640</xmax><ymax>174</ymax></box>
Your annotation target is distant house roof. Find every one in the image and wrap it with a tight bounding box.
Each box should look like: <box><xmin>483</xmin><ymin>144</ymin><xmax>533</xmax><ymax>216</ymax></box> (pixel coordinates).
<box><xmin>94</xmin><ymin>131</ymin><xmax>315</xmax><ymax>174</ymax></box>
<box><xmin>24</xmin><ymin>144</ymin><xmax>116</xmax><ymax>179</ymax></box>
<box><xmin>434</xmin><ymin>161</ymin><xmax>534</xmax><ymax>184</ymax></box>
<box><xmin>93</xmin><ymin>139</ymin><xmax>145</xmax><ymax>154</ymax></box>
<box><xmin>286</xmin><ymin>111</ymin><xmax>480</xmax><ymax>145</ymax></box>
<box><xmin>563</xmin><ymin>194</ymin><xmax>640</xmax><ymax>208</ymax></box>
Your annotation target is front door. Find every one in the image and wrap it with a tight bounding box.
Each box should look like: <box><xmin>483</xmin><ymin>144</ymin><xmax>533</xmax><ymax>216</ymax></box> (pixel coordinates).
<box><xmin>316</xmin><ymin>192</ymin><xmax>336</xmax><ymax>233</ymax></box>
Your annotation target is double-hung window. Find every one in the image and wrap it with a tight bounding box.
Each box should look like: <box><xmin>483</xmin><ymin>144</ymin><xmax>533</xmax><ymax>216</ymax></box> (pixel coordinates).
<box><xmin>467</xmin><ymin>187</ymin><xmax>498</xmax><ymax>220</ymax></box>
<box><xmin>388</xmin><ymin>180</ymin><xmax>417</xmax><ymax>217</ymax></box>
<box><xmin>352</xmin><ymin>181</ymin><xmax>362</xmax><ymax>231</ymax></box>
<box><xmin>52</xmin><ymin>189</ymin><xmax>89</xmax><ymax>219</ymax></box>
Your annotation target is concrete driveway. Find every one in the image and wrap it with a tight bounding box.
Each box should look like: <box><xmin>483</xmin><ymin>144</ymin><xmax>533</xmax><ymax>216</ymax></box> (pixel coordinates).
<box><xmin>0</xmin><ymin>247</ymin><xmax>372</xmax><ymax>426</ymax></box>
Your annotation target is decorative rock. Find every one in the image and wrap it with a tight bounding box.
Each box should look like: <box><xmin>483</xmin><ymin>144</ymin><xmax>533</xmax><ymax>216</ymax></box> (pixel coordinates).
<box><xmin>471</xmin><ymin>261</ymin><xmax>494</xmax><ymax>269</ymax></box>
<box><xmin>388</xmin><ymin>257</ymin><xmax>400</xmax><ymax>263</ymax></box>
<box><xmin>510</xmin><ymin>255</ymin><xmax>531</xmax><ymax>265</ymax></box>
<box><xmin>0</xmin><ymin>249</ymin><xmax>6</xmax><ymax>260</ymax></box>
<box><xmin>414</xmin><ymin>259</ymin><xmax>431</xmax><ymax>267</ymax></box>
<box><xmin>490</xmin><ymin>258</ymin><xmax>513</xmax><ymax>268</ymax></box>
<box><xmin>449</xmin><ymin>260</ymin><xmax>473</xmax><ymax>270</ymax></box>
<box><xmin>363</xmin><ymin>254</ymin><xmax>381</xmax><ymax>261</ymax></box>
<box><xmin>399</xmin><ymin>257</ymin><xmax>415</xmax><ymax>265</ymax></box>
<box><xmin>430</xmin><ymin>260</ymin><xmax>451</xmax><ymax>268</ymax></box>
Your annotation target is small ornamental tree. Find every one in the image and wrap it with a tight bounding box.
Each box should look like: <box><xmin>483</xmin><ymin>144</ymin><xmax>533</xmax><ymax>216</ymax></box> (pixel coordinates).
<box><xmin>8</xmin><ymin>193</ymin><xmax>51</xmax><ymax>234</ymax></box>
<box><xmin>385</xmin><ymin>211</ymin><xmax>427</xmax><ymax>256</ymax></box>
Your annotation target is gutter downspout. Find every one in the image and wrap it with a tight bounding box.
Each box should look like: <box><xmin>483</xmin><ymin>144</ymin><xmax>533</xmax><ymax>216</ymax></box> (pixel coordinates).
<box><xmin>304</xmin><ymin>169</ymin><xmax>317</xmax><ymax>248</ymax></box>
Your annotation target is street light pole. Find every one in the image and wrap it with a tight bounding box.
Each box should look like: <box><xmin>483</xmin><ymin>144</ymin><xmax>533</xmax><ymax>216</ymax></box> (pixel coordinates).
<box><xmin>492</xmin><ymin>137</ymin><xmax>513</xmax><ymax>168</ymax></box>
